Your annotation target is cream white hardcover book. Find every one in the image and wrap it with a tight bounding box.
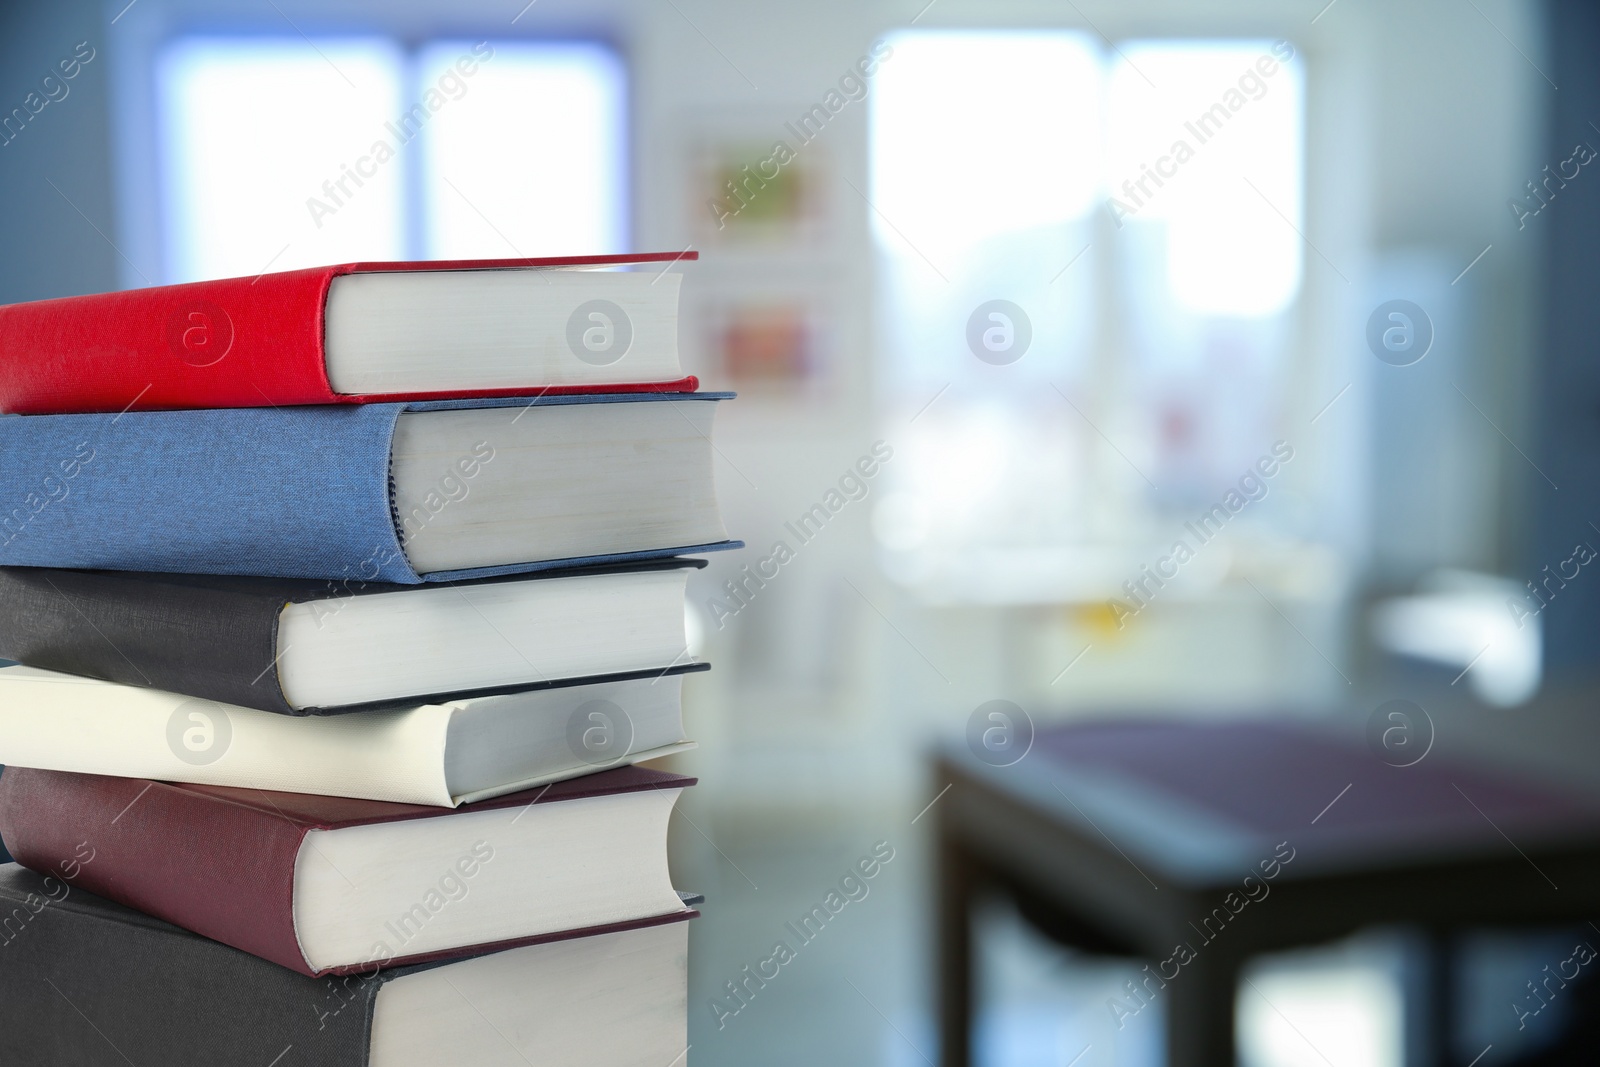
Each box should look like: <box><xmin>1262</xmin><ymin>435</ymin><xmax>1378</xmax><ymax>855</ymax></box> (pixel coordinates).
<box><xmin>0</xmin><ymin>665</ymin><xmax>694</xmax><ymax>806</ymax></box>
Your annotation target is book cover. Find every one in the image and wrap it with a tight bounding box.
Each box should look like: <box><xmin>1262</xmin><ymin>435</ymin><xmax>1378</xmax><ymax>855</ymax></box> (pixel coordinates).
<box><xmin>0</xmin><ymin>560</ymin><xmax>706</xmax><ymax>714</ymax></box>
<box><xmin>0</xmin><ymin>253</ymin><xmax>699</xmax><ymax>415</ymax></box>
<box><xmin>0</xmin><ymin>392</ymin><xmax>737</xmax><ymax>583</ymax></box>
<box><xmin>0</xmin><ymin>665</ymin><xmax>696</xmax><ymax>806</ymax></box>
<box><xmin>0</xmin><ymin>863</ymin><xmax>693</xmax><ymax>1065</ymax></box>
<box><xmin>0</xmin><ymin>766</ymin><xmax>695</xmax><ymax>977</ymax></box>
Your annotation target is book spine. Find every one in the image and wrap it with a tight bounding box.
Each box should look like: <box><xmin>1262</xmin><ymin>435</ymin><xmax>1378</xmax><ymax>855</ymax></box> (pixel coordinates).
<box><xmin>0</xmin><ymin>266</ymin><xmax>340</xmax><ymax>415</ymax></box>
<box><xmin>0</xmin><ymin>770</ymin><xmax>314</xmax><ymax>975</ymax></box>
<box><xmin>0</xmin><ymin>865</ymin><xmax>379</xmax><ymax>1063</ymax></box>
<box><xmin>0</xmin><ymin>568</ymin><xmax>296</xmax><ymax>714</ymax></box>
<box><xmin>0</xmin><ymin>402</ymin><xmax>420</xmax><ymax>583</ymax></box>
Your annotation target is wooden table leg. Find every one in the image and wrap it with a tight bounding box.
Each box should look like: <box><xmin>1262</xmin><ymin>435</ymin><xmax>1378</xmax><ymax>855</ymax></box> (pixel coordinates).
<box><xmin>1165</xmin><ymin>949</ymin><xmax>1239</xmax><ymax>1067</ymax></box>
<box><xmin>1421</xmin><ymin>930</ymin><xmax>1457</xmax><ymax>1067</ymax></box>
<box><xmin>938</xmin><ymin>834</ymin><xmax>974</xmax><ymax>1067</ymax></box>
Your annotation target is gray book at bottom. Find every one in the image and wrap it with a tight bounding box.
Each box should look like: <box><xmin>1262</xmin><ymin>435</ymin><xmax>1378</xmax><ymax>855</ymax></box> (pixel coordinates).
<box><xmin>0</xmin><ymin>864</ymin><xmax>690</xmax><ymax>1066</ymax></box>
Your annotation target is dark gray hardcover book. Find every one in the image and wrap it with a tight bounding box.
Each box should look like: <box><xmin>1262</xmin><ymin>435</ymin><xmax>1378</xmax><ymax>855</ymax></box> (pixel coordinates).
<box><xmin>0</xmin><ymin>559</ymin><xmax>706</xmax><ymax>714</ymax></box>
<box><xmin>0</xmin><ymin>865</ymin><xmax>692</xmax><ymax>1065</ymax></box>
<box><xmin>0</xmin><ymin>864</ymin><xmax>375</xmax><ymax>1062</ymax></box>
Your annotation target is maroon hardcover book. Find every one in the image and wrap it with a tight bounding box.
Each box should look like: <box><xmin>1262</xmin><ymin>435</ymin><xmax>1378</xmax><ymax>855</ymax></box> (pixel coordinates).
<box><xmin>0</xmin><ymin>764</ymin><xmax>695</xmax><ymax>977</ymax></box>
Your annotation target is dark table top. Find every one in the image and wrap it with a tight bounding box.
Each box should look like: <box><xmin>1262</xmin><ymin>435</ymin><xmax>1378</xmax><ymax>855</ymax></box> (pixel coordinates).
<box><xmin>941</xmin><ymin>718</ymin><xmax>1600</xmax><ymax>889</ymax></box>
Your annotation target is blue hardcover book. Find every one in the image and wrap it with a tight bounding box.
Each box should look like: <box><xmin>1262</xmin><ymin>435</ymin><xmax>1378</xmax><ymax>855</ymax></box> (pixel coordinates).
<box><xmin>0</xmin><ymin>392</ymin><xmax>737</xmax><ymax>583</ymax></box>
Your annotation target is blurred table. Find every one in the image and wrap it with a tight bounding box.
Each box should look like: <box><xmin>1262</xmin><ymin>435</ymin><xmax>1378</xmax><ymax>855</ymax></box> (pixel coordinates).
<box><xmin>934</xmin><ymin>720</ymin><xmax>1600</xmax><ymax>1067</ymax></box>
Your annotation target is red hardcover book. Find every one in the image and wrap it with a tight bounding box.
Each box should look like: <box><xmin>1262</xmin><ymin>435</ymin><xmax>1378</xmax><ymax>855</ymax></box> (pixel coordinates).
<box><xmin>0</xmin><ymin>764</ymin><xmax>696</xmax><ymax>977</ymax></box>
<box><xmin>0</xmin><ymin>252</ymin><xmax>699</xmax><ymax>414</ymax></box>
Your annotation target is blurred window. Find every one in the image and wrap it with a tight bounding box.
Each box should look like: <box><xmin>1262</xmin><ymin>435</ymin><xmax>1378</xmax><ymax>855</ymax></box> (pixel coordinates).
<box><xmin>156</xmin><ymin>37</ymin><xmax>626</xmax><ymax>283</ymax></box>
<box><xmin>869</xmin><ymin>32</ymin><xmax>1305</xmax><ymax>592</ymax></box>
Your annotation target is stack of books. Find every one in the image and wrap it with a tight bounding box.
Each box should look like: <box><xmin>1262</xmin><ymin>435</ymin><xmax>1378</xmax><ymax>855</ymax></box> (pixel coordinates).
<box><xmin>0</xmin><ymin>253</ymin><xmax>735</xmax><ymax>1065</ymax></box>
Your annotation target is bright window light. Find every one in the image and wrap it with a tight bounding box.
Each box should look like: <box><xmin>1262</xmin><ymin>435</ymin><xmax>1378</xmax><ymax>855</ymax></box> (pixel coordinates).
<box><xmin>1108</xmin><ymin>42</ymin><xmax>1303</xmax><ymax>317</ymax></box>
<box><xmin>1239</xmin><ymin>960</ymin><xmax>1402</xmax><ymax>1067</ymax></box>
<box><xmin>869</xmin><ymin>30</ymin><xmax>1102</xmax><ymax>399</ymax></box>
<box><xmin>156</xmin><ymin>37</ymin><xmax>628</xmax><ymax>282</ymax></box>
<box><xmin>869</xmin><ymin>34</ymin><xmax>1307</xmax><ymax>571</ymax></box>
<box><xmin>157</xmin><ymin>37</ymin><xmax>405</xmax><ymax>282</ymax></box>
<box><xmin>417</xmin><ymin>41</ymin><xmax>626</xmax><ymax>259</ymax></box>
<box><xmin>871</xmin><ymin>31</ymin><xmax>1102</xmax><ymax>260</ymax></box>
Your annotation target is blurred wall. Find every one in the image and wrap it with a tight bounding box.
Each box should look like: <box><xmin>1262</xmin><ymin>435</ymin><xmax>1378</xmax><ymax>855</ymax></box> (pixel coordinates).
<box><xmin>0</xmin><ymin>1</ymin><xmax>118</xmax><ymax>304</ymax></box>
<box><xmin>1533</xmin><ymin>0</ymin><xmax>1600</xmax><ymax>675</ymax></box>
<box><xmin>0</xmin><ymin>0</ymin><xmax>1553</xmax><ymax>800</ymax></box>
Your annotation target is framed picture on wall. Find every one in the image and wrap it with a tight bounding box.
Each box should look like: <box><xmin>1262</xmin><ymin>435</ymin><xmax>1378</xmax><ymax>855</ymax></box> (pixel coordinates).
<box><xmin>687</xmin><ymin>280</ymin><xmax>836</xmax><ymax>398</ymax></box>
<box><xmin>690</xmin><ymin>135</ymin><xmax>832</xmax><ymax>248</ymax></box>
<box><xmin>679</xmin><ymin>110</ymin><xmax>849</xmax><ymax>401</ymax></box>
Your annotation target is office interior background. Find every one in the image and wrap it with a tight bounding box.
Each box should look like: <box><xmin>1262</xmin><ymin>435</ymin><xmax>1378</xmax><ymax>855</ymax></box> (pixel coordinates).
<box><xmin>1</xmin><ymin>0</ymin><xmax>1596</xmax><ymax>1064</ymax></box>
